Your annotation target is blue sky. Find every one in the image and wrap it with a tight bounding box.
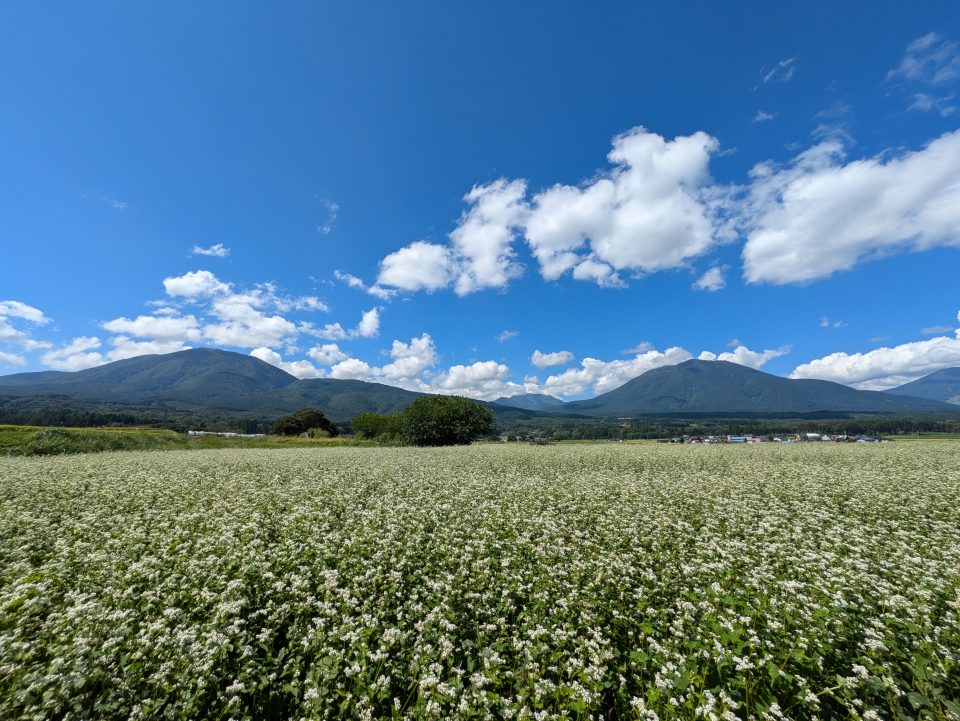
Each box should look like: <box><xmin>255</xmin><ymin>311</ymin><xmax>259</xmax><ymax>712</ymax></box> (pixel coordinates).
<box><xmin>2</xmin><ymin>1</ymin><xmax>960</xmax><ymax>399</ymax></box>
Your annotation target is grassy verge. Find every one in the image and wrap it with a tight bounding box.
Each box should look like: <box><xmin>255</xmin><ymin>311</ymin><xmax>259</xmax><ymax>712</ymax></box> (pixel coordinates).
<box><xmin>0</xmin><ymin>425</ymin><xmax>187</xmax><ymax>456</ymax></box>
<box><xmin>0</xmin><ymin>424</ymin><xmax>381</xmax><ymax>456</ymax></box>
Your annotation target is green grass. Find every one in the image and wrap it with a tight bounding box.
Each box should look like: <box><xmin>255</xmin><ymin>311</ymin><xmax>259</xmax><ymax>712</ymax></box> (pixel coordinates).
<box><xmin>0</xmin><ymin>424</ymin><xmax>187</xmax><ymax>456</ymax></box>
<box><xmin>0</xmin><ymin>424</ymin><xmax>380</xmax><ymax>456</ymax></box>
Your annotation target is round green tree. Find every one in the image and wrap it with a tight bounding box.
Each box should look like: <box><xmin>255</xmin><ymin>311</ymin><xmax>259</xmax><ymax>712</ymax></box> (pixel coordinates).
<box><xmin>401</xmin><ymin>395</ymin><xmax>494</xmax><ymax>446</ymax></box>
<box><xmin>272</xmin><ymin>407</ymin><xmax>339</xmax><ymax>437</ymax></box>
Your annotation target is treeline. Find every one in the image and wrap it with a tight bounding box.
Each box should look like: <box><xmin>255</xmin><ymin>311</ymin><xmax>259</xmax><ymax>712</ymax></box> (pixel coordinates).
<box><xmin>0</xmin><ymin>396</ymin><xmax>272</xmax><ymax>434</ymax></box>
<box><xmin>4</xmin><ymin>393</ymin><xmax>958</xmax><ymax>441</ymax></box>
<box><xmin>495</xmin><ymin>415</ymin><xmax>960</xmax><ymax>440</ymax></box>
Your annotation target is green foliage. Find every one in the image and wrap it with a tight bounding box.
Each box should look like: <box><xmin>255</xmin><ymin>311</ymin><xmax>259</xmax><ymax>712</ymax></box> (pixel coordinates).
<box><xmin>272</xmin><ymin>407</ymin><xmax>339</xmax><ymax>437</ymax></box>
<box><xmin>349</xmin><ymin>411</ymin><xmax>404</xmax><ymax>440</ymax></box>
<box><xmin>401</xmin><ymin>395</ymin><xmax>494</xmax><ymax>446</ymax></box>
<box><xmin>349</xmin><ymin>397</ymin><xmax>493</xmax><ymax>446</ymax></box>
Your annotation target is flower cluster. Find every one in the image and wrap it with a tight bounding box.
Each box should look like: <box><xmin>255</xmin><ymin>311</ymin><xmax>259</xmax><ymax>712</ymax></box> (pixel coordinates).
<box><xmin>1</xmin><ymin>443</ymin><xmax>958</xmax><ymax>719</ymax></box>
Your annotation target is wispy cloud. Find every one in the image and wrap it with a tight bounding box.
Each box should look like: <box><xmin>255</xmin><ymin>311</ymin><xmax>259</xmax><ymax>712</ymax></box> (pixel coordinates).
<box><xmin>908</xmin><ymin>92</ymin><xmax>957</xmax><ymax>117</ymax></box>
<box><xmin>190</xmin><ymin>243</ymin><xmax>230</xmax><ymax>258</ymax></box>
<box><xmin>887</xmin><ymin>32</ymin><xmax>960</xmax><ymax>86</ymax></box>
<box><xmin>752</xmin><ymin>110</ymin><xmax>776</xmax><ymax>123</ymax></box>
<box><xmin>317</xmin><ymin>198</ymin><xmax>339</xmax><ymax>235</ymax></box>
<box><xmin>755</xmin><ymin>57</ymin><xmax>797</xmax><ymax>88</ymax></box>
<box><xmin>497</xmin><ymin>330</ymin><xmax>518</xmax><ymax>343</ymax></box>
<box><xmin>887</xmin><ymin>33</ymin><xmax>960</xmax><ymax>115</ymax></box>
<box><xmin>334</xmin><ymin>270</ymin><xmax>398</xmax><ymax>300</ymax></box>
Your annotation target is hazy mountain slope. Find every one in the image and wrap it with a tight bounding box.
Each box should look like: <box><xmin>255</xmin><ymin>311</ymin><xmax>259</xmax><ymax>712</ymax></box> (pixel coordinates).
<box><xmin>886</xmin><ymin>368</ymin><xmax>960</xmax><ymax>405</ymax></box>
<box><xmin>492</xmin><ymin>393</ymin><xmax>567</xmax><ymax>411</ymax></box>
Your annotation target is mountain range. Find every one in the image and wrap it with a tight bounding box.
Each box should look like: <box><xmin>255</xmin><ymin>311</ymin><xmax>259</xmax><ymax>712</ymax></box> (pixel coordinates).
<box><xmin>0</xmin><ymin>348</ymin><xmax>957</xmax><ymax>425</ymax></box>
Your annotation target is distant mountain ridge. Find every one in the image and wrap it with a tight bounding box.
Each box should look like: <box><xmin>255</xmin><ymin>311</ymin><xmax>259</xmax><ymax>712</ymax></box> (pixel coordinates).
<box><xmin>0</xmin><ymin>349</ymin><xmax>956</xmax><ymax>423</ymax></box>
<box><xmin>0</xmin><ymin>349</ymin><xmax>295</xmax><ymax>406</ymax></box>
<box><xmin>492</xmin><ymin>393</ymin><xmax>567</xmax><ymax>411</ymax></box>
<box><xmin>562</xmin><ymin>359</ymin><xmax>956</xmax><ymax>416</ymax></box>
<box><xmin>887</xmin><ymin>367</ymin><xmax>960</xmax><ymax>405</ymax></box>
<box><xmin>0</xmin><ymin>349</ymin><xmax>422</xmax><ymax>422</ymax></box>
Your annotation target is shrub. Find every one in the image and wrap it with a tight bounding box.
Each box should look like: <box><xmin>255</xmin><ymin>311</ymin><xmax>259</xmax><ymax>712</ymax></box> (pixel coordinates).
<box><xmin>350</xmin><ymin>412</ymin><xmax>404</xmax><ymax>440</ymax></box>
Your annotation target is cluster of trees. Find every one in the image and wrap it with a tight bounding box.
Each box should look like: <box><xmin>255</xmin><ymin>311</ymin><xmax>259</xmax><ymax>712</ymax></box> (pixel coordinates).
<box><xmin>494</xmin><ymin>414</ymin><xmax>960</xmax><ymax>440</ymax></box>
<box><xmin>351</xmin><ymin>395</ymin><xmax>494</xmax><ymax>446</ymax></box>
<box><xmin>272</xmin><ymin>407</ymin><xmax>340</xmax><ymax>437</ymax></box>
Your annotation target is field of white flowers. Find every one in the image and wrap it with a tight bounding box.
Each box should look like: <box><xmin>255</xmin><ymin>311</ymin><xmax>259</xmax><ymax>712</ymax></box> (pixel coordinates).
<box><xmin>1</xmin><ymin>443</ymin><xmax>958</xmax><ymax>721</ymax></box>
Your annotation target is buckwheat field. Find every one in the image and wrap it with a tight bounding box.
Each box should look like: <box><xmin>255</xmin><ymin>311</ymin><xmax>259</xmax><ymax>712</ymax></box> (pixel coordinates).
<box><xmin>1</xmin><ymin>443</ymin><xmax>958</xmax><ymax>721</ymax></box>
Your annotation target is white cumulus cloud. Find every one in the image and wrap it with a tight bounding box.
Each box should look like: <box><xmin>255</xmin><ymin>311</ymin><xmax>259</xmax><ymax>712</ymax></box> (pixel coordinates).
<box><xmin>373</xmin><ymin>127</ymin><xmax>729</xmax><ymax>294</ymax></box>
<box><xmin>163</xmin><ymin>270</ymin><xmax>231</xmax><ymax>298</ymax></box>
<box><xmin>531</xmin><ymin>350</ymin><xmax>575</xmax><ymax>368</ymax></box>
<box><xmin>330</xmin><ymin>357</ymin><xmax>373</xmax><ymax>380</ymax></box>
<box><xmin>356</xmin><ymin>308</ymin><xmax>380</xmax><ymax>338</ymax></box>
<box><xmin>698</xmin><ymin>344</ymin><xmax>791</xmax><ymax>370</ymax></box>
<box><xmin>434</xmin><ymin>360</ymin><xmax>521</xmax><ymax>399</ymax></box>
<box><xmin>377</xmin><ymin>241</ymin><xmax>455</xmax><ymax>292</ymax></box>
<box><xmin>540</xmin><ymin>347</ymin><xmax>694</xmax><ymax>397</ymax></box>
<box><xmin>249</xmin><ymin>347</ymin><xmax>324</xmax><ymax>379</ymax></box>
<box><xmin>41</xmin><ymin>336</ymin><xmax>105</xmax><ymax>371</ymax></box>
<box><xmin>379</xmin><ymin>334</ymin><xmax>439</xmax><ymax>382</ymax></box>
<box><xmin>102</xmin><ymin>314</ymin><xmax>203</xmax><ymax>342</ymax></box>
<box><xmin>307</xmin><ymin>343</ymin><xmax>348</xmax><ymax>366</ymax></box>
<box><xmin>693</xmin><ymin>266</ymin><xmax>726</xmax><ymax>291</ymax></box>
<box><xmin>741</xmin><ymin>130</ymin><xmax>960</xmax><ymax>284</ymax></box>
<box><xmin>525</xmin><ymin>127</ymin><xmax>724</xmax><ymax>284</ymax></box>
<box><xmin>449</xmin><ymin>179</ymin><xmax>527</xmax><ymax>295</ymax></box>
<box><xmin>106</xmin><ymin>336</ymin><xmax>194</xmax><ymax>361</ymax></box>
<box><xmin>0</xmin><ymin>300</ymin><xmax>50</xmax><ymax>325</ymax></box>
<box><xmin>204</xmin><ymin>291</ymin><xmax>299</xmax><ymax>349</ymax></box>
<box><xmin>790</xmin><ymin>315</ymin><xmax>960</xmax><ymax>389</ymax></box>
